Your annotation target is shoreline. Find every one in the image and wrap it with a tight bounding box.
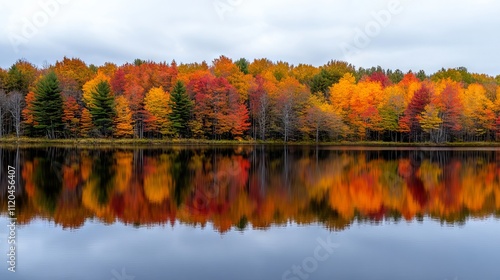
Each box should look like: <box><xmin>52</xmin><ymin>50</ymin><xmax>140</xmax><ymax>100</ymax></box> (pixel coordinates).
<box><xmin>2</xmin><ymin>137</ymin><xmax>500</xmax><ymax>148</ymax></box>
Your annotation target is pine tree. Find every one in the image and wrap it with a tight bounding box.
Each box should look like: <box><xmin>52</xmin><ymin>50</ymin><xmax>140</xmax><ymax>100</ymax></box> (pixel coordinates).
<box><xmin>32</xmin><ymin>71</ymin><xmax>64</xmax><ymax>139</ymax></box>
<box><xmin>169</xmin><ymin>81</ymin><xmax>193</xmax><ymax>138</ymax></box>
<box><xmin>89</xmin><ymin>81</ymin><xmax>115</xmax><ymax>137</ymax></box>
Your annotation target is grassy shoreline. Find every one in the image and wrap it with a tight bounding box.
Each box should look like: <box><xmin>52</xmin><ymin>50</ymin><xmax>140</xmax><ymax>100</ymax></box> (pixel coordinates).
<box><xmin>2</xmin><ymin>137</ymin><xmax>500</xmax><ymax>148</ymax></box>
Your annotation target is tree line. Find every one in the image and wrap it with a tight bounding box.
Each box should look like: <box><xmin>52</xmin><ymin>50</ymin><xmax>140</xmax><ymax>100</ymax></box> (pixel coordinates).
<box><xmin>1</xmin><ymin>56</ymin><xmax>500</xmax><ymax>142</ymax></box>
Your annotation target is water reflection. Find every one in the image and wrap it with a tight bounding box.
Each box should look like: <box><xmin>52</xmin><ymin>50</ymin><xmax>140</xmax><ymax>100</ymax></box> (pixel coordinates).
<box><xmin>1</xmin><ymin>146</ymin><xmax>499</xmax><ymax>232</ymax></box>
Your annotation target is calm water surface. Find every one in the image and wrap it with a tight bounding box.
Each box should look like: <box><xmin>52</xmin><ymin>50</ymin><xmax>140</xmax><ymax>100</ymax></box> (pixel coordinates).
<box><xmin>1</xmin><ymin>146</ymin><xmax>499</xmax><ymax>280</ymax></box>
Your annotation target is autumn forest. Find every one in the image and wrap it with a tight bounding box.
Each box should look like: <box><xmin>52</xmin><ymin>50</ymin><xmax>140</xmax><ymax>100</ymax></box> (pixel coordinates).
<box><xmin>1</xmin><ymin>57</ymin><xmax>500</xmax><ymax>142</ymax></box>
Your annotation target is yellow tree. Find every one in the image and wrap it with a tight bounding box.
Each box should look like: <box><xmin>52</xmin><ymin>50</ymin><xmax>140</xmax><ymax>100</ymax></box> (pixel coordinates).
<box><xmin>248</xmin><ymin>58</ymin><xmax>273</xmax><ymax>77</ymax></box>
<box><xmin>82</xmin><ymin>71</ymin><xmax>111</xmax><ymax>108</ymax></box>
<box><xmin>461</xmin><ymin>83</ymin><xmax>495</xmax><ymax>140</ymax></box>
<box><xmin>114</xmin><ymin>96</ymin><xmax>134</xmax><ymax>138</ymax></box>
<box><xmin>330</xmin><ymin>73</ymin><xmax>355</xmax><ymax>111</ymax></box>
<box><xmin>211</xmin><ymin>55</ymin><xmax>239</xmax><ymax>78</ymax></box>
<box><xmin>398</xmin><ymin>72</ymin><xmax>421</xmax><ymax>106</ymax></box>
<box><xmin>494</xmin><ymin>86</ymin><xmax>500</xmax><ymax>113</ymax></box>
<box><xmin>97</xmin><ymin>62</ymin><xmax>117</xmax><ymax>78</ymax></box>
<box><xmin>419</xmin><ymin>104</ymin><xmax>443</xmax><ymax>142</ymax></box>
<box><xmin>177</xmin><ymin>62</ymin><xmax>210</xmax><ymax>85</ymax></box>
<box><xmin>301</xmin><ymin>95</ymin><xmax>345</xmax><ymax>142</ymax></box>
<box><xmin>227</xmin><ymin>73</ymin><xmax>252</xmax><ymax>102</ymax></box>
<box><xmin>271</xmin><ymin>61</ymin><xmax>291</xmax><ymax>81</ymax></box>
<box><xmin>329</xmin><ymin>73</ymin><xmax>356</xmax><ymax>137</ymax></box>
<box><xmin>350</xmin><ymin>80</ymin><xmax>384</xmax><ymax>139</ymax></box>
<box><xmin>378</xmin><ymin>85</ymin><xmax>405</xmax><ymax>141</ymax></box>
<box><xmin>211</xmin><ymin>55</ymin><xmax>252</xmax><ymax>101</ymax></box>
<box><xmin>291</xmin><ymin>63</ymin><xmax>320</xmax><ymax>85</ymax></box>
<box><xmin>334</xmin><ymin>78</ymin><xmax>384</xmax><ymax>140</ymax></box>
<box><xmin>144</xmin><ymin>86</ymin><xmax>172</xmax><ymax>136</ymax></box>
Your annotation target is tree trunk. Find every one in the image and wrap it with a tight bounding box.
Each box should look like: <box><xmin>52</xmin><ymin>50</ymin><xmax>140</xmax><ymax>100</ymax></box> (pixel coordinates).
<box><xmin>0</xmin><ymin>106</ymin><xmax>3</xmax><ymax>138</ymax></box>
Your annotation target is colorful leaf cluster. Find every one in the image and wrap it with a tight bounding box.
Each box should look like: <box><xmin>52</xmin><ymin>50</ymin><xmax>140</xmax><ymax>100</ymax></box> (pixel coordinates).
<box><xmin>1</xmin><ymin>57</ymin><xmax>500</xmax><ymax>142</ymax></box>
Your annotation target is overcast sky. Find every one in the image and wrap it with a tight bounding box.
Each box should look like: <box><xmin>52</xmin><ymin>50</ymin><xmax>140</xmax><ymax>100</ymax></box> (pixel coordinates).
<box><xmin>1</xmin><ymin>0</ymin><xmax>499</xmax><ymax>75</ymax></box>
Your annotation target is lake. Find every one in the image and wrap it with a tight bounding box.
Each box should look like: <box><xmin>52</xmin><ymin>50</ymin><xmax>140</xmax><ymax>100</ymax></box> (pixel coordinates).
<box><xmin>1</xmin><ymin>145</ymin><xmax>500</xmax><ymax>280</ymax></box>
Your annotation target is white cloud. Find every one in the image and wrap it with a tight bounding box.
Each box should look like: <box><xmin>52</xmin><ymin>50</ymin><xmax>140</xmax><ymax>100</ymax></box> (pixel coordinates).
<box><xmin>0</xmin><ymin>0</ymin><xmax>499</xmax><ymax>75</ymax></box>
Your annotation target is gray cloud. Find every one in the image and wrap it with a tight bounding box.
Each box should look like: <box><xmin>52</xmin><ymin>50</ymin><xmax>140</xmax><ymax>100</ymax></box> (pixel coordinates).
<box><xmin>0</xmin><ymin>0</ymin><xmax>499</xmax><ymax>75</ymax></box>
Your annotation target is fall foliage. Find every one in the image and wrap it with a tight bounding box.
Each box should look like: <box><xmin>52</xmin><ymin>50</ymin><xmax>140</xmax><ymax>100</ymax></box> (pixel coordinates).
<box><xmin>1</xmin><ymin>56</ymin><xmax>500</xmax><ymax>142</ymax></box>
<box><xmin>114</xmin><ymin>96</ymin><xmax>134</xmax><ymax>138</ymax></box>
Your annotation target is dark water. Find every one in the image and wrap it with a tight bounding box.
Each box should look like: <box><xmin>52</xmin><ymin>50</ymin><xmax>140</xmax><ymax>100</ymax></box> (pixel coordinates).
<box><xmin>1</xmin><ymin>146</ymin><xmax>500</xmax><ymax>280</ymax></box>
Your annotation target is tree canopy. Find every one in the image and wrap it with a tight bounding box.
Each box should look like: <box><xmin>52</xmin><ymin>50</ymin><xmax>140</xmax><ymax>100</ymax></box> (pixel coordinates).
<box><xmin>1</xmin><ymin>56</ymin><xmax>499</xmax><ymax>142</ymax></box>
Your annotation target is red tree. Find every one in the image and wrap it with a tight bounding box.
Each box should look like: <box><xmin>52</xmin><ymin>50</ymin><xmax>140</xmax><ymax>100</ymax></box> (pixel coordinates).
<box><xmin>111</xmin><ymin>68</ymin><xmax>126</xmax><ymax>95</ymax></box>
<box><xmin>439</xmin><ymin>84</ymin><xmax>463</xmax><ymax>135</ymax></box>
<box><xmin>62</xmin><ymin>96</ymin><xmax>81</xmax><ymax>137</ymax></box>
<box><xmin>188</xmin><ymin>73</ymin><xmax>249</xmax><ymax>139</ymax></box>
<box><xmin>400</xmin><ymin>84</ymin><xmax>433</xmax><ymax>141</ymax></box>
<box><xmin>369</xmin><ymin>71</ymin><xmax>392</xmax><ymax>88</ymax></box>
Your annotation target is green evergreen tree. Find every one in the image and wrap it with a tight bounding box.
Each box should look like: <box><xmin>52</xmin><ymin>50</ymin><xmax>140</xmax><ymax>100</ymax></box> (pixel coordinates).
<box><xmin>168</xmin><ymin>81</ymin><xmax>193</xmax><ymax>138</ymax></box>
<box><xmin>310</xmin><ymin>69</ymin><xmax>342</xmax><ymax>98</ymax></box>
<box><xmin>90</xmin><ymin>81</ymin><xmax>115</xmax><ymax>137</ymax></box>
<box><xmin>235</xmin><ymin>58</ymin><xmax>250</xmax><ymax>74</ymax></box>
<box><xmin>33</xmin><ymin>71</ymin><xmax>63</xmax><ymax>139</ymax></box>
<box><xmin>6</xmin><ymin>65</ymin><xmax>25</xmax><ymax>93</ymax></box>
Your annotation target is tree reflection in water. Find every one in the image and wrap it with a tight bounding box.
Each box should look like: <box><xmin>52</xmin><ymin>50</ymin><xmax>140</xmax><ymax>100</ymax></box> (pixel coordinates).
<box><xmin>1</xmin><ymin>146</ymin><xmax>499</xmax><ymax>233</ymax></box>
